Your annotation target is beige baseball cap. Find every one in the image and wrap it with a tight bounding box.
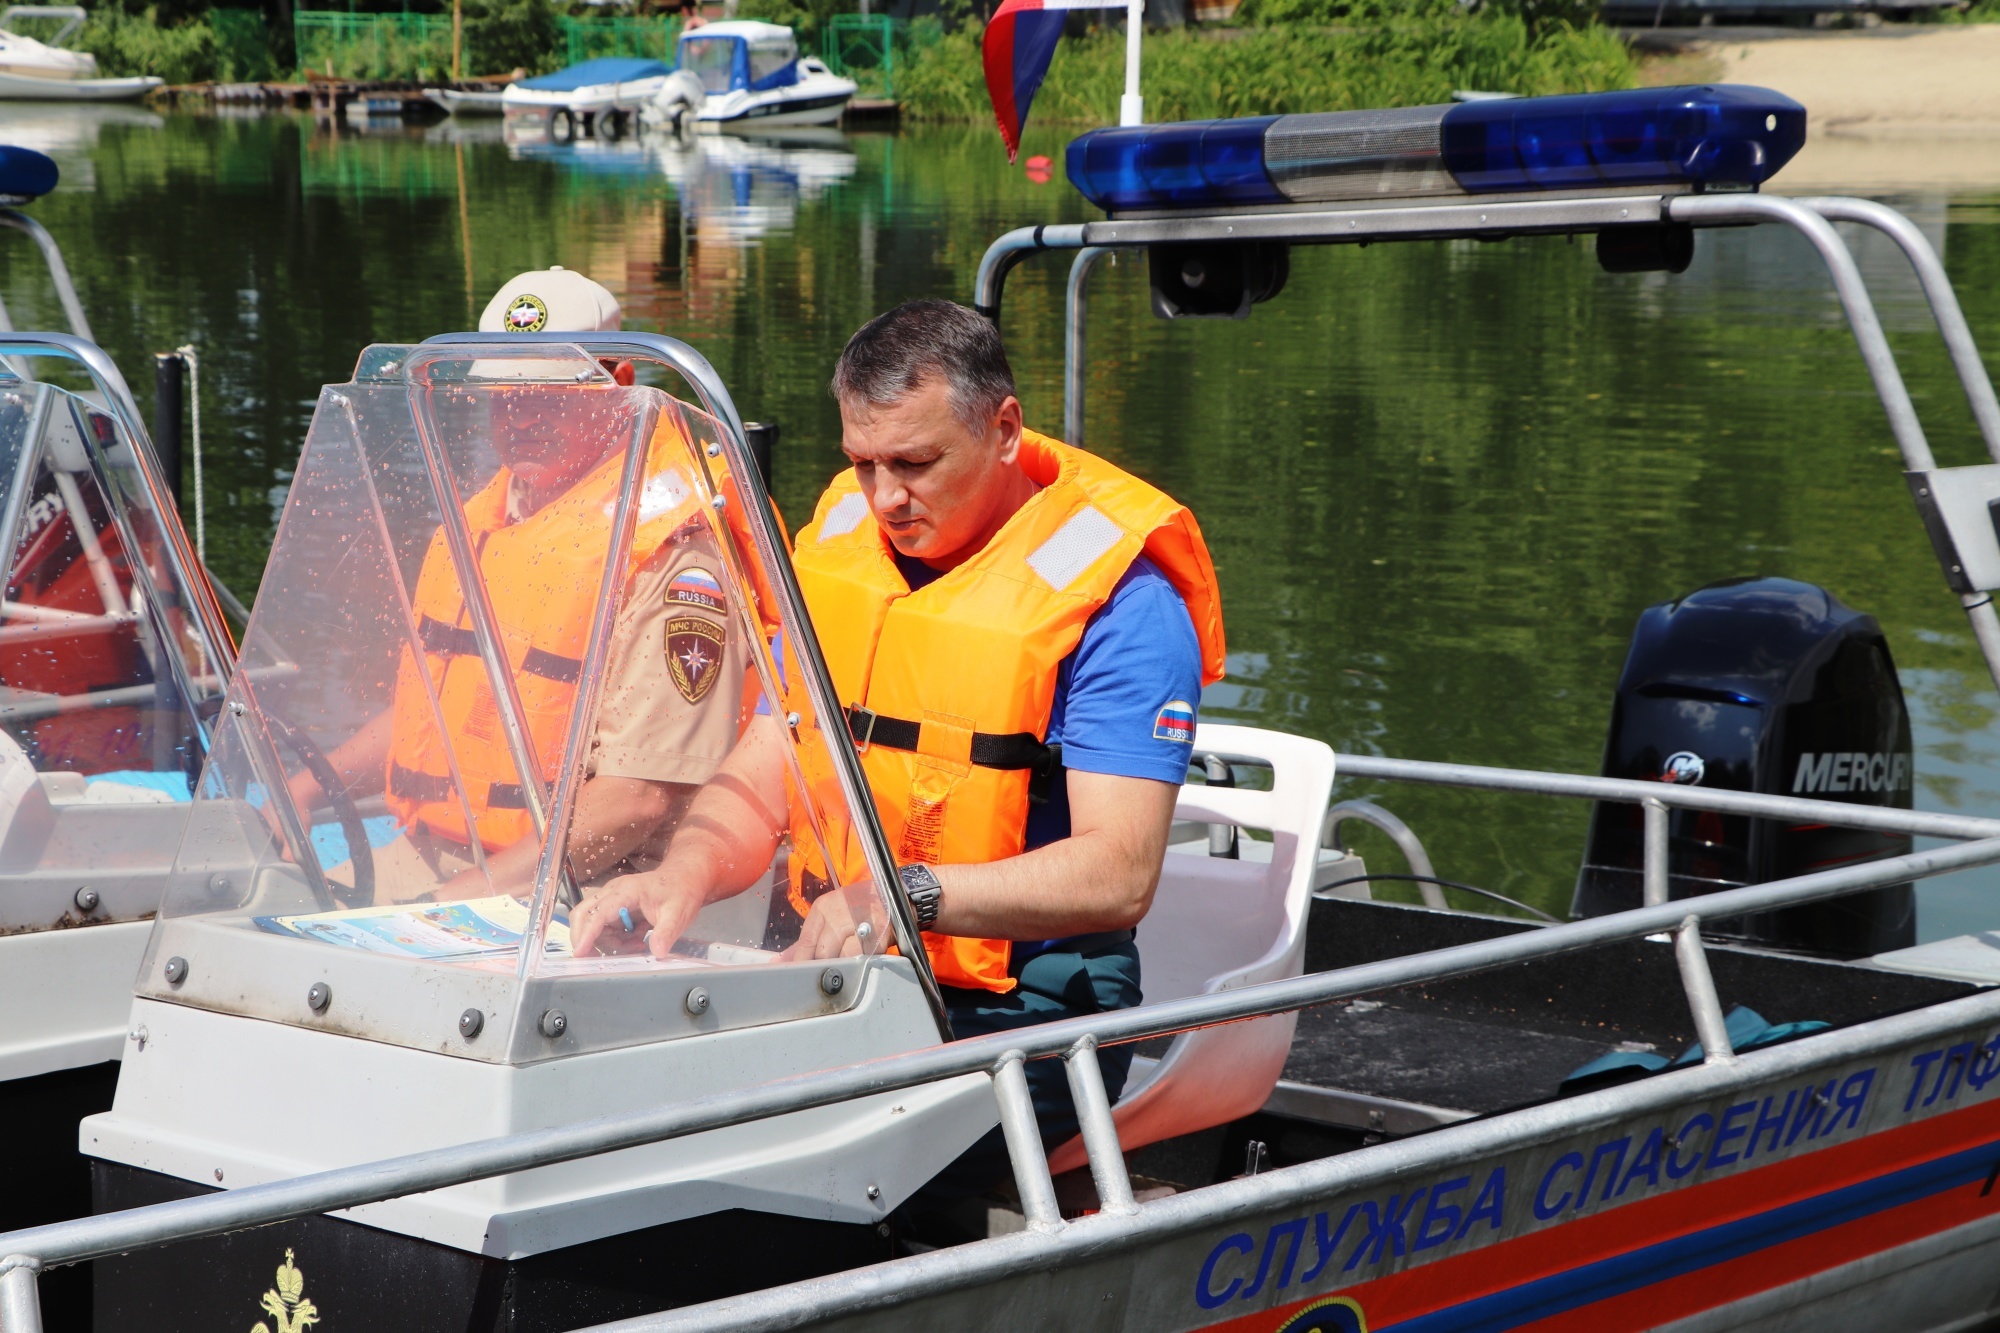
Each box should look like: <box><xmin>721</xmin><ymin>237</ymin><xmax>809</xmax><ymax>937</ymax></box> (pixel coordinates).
<box><xmin>478</xmin><ymin>266</ymin><xmax>623</xmax><ymax>334</ymax></box>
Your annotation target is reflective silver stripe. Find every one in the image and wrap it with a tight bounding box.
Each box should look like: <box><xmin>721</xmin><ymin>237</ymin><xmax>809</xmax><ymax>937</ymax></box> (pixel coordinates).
<box><xmin>1026</xmin><ymin>505</ymin><xmax>1123</xmax><ymax>592</ymax></box>
<box><xmin>818</xmin><ymin>491</ymin><xmax>870</xmax><ymax>541</ymax></box>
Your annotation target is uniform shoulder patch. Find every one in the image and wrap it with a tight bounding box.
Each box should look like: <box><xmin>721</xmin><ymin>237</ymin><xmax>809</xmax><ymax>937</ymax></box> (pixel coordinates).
<box><xmin>666</xmin><ymin>615</ymin><xmax>726</xmax><ymax>703</ymax></box>
<box><xmin>504</xmin><ymin>293</ymin><xmax>548</xmax><ymax>332</ymax></box>
<box><xmin>667</xmin><ymin>566</ymin><xmax>726</xmax><ymax>610</ymax></box>
<box><xmin>1153</xmin><ymin>699</ymin><xmax>1195</xmax><ymax>744</ymax></box>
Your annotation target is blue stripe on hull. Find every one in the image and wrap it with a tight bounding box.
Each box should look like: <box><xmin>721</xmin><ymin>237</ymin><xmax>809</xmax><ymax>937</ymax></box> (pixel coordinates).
<box><xmin>1389</xmin><ymin>1139</ymin><xmax>2000</xmax><ymax>1332</ymax></box>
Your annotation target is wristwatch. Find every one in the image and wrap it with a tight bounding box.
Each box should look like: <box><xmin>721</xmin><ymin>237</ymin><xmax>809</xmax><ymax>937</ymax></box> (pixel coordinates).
<box><xmin>898</xmin><ymin>863</ymin><xmax>944</xmax><ymax>930</ymax></box>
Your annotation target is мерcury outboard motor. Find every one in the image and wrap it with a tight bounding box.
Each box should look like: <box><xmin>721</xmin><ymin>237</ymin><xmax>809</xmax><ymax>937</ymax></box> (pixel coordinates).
<box><xmin>1572</xmin><ymin>577</ymin><xmax>1915</xmax><ymax>958</ymax></box>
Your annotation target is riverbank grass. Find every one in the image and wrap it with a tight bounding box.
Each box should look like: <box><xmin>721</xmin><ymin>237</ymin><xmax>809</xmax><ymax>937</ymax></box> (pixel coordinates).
<box><xmin>895</xmin><ymin>9</ymin><xmax>1635</xmax><ymax>124</ymax></box>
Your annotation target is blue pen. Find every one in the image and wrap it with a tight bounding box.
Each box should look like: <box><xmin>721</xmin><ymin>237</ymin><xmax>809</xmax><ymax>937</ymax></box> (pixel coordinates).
<box><xmin>619</xmin><ymin>907</ymin><xmax>635</xmax><ymax>934</ymax></box>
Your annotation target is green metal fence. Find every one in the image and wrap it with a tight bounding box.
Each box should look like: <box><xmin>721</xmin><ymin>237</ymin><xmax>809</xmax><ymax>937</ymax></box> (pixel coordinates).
<box><xmin>558</xmin><ymin>16</ymin><xmax>682</xmax><ymax>66</ymax></box>
<box><xmin>821</xmin><ymin>14</ymin><xmax>937</xmax><ymax>99</ymax></box>
<box><xmin>292</xmin><ymin>10</ymin><xmax>451</xmax><ymax>79</ymax></box>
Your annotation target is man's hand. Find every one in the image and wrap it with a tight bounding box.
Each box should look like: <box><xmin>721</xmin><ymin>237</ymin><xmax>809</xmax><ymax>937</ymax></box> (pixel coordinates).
<box><xmin>569</xmin><ymin>858</ymin><xmax>714</xmax><ymax>958</ymax></box>
<box><xmin>783</xmin><ymin>880</ymin><xmax>896</xmax><ymax>961</ymax></box>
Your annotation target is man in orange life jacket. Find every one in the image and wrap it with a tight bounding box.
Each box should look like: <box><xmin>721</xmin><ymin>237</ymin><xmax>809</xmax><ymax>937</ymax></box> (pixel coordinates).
<box><xmin>286</xmin><ymin>268</ymin><xmax>748</xmax><ymax>900</ymax></box>
<box><xmin>572</xmin><ymin>300</ymin><xmax>1225</xmax><ymax>1216</ymax></box>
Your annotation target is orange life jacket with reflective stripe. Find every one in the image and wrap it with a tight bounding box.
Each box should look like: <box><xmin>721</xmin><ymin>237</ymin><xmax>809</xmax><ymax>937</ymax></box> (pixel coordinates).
<box><xmin>385</xmin><ymin>429</ymin><xmax>707</xmax><ymax>850</ymax></box>
<box><xmin>786</xmin><ymin>429</ymin><xmax>1226</xmax><ymax>993</ymax></box>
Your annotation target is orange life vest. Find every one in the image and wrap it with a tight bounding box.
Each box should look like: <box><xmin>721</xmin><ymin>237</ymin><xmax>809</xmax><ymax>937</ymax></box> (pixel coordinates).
<box><xmin>786</xmin><ymin>429</ymin><xmax>1226</xmax><ymax>993</ymax></box>
<box><xmin>385</xmin><ymin>424</ymin><xmax>707</xmax><ymax>850</ymax></box>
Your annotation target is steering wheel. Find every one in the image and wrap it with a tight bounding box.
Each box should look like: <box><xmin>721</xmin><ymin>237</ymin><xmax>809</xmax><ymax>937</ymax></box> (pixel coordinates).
<box><xmin>263</xmin><ymin>711</ymin><xmax>376</xmax><ymax>910</ymax></box>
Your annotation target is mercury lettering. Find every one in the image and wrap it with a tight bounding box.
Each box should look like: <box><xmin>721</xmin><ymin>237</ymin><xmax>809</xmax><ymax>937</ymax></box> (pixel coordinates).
<box><xmin>1792</xmin><ymin>751</ymin><xmax>1910</xmax><ymax>794</ymax></box>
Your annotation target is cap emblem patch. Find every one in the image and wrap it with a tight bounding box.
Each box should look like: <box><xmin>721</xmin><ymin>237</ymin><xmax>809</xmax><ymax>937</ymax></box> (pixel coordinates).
<box><xmin>505</xmin><ymin>293</ymin><xmax>549</xmax><ymax>332</ymax></box>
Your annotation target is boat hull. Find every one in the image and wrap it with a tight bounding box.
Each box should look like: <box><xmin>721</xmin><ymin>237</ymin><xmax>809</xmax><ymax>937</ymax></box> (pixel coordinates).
<box><xmin>424</xmin><ymin>88</ymin><xmax>508</xmax><ymax>116</ymax></box>
<box><xmin>640</xmin><ymin>990</ymin><xmax>2000</xmax><ymax>1332</ymax></box>
<box><xmin>0</xmin><ymin>70</ymin><xmax>160</xmax><ymax>102</ymax></box>
<box><xmin>697</xmin><ymin>79</ymin><xmax>854</xmax><ymax>128</ymax></box>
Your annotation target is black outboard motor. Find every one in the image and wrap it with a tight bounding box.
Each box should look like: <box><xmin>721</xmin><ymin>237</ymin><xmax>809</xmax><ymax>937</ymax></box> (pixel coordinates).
<box><xmin>1573</xmin><ymin>577</ymin><xmax>1915</xmax><ymax>958</ymax></box>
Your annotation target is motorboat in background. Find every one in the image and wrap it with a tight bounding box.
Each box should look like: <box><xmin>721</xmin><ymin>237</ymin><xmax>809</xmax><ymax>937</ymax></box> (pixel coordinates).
<box><xmin>0</xmin><ymin>5</ymin><xmax>160</xmax><ymax>102</ymax></box>
<box><xmin>673</xmin><ymin>21</ymin><xmax>855</xmax><ymax>128</ymax></box>
<box><xmin>500</xmin><ymin>56</ymin><xmax>680</xmax><ymax>138</ymax></box>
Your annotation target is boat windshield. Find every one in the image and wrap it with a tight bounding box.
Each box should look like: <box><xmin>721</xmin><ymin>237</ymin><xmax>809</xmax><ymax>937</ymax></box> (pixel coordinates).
<box><xmin>143</xmin><ymin>343</ymin><xmax>905</xmax><ymax>1062</ymax></box>
<box><xmin>747</xmin><ymin>36</ymin><xmax>796</xmax><ymax>85</ymax></box>
<box><xmin>0</xmin><ymin>376</ymin><xmax>229</xmax><ymax>936</ymax></box>
<box><xmin>679</xmin><ymin>35</ymin><xmax>740</xmax><ymax>94</ymax></box>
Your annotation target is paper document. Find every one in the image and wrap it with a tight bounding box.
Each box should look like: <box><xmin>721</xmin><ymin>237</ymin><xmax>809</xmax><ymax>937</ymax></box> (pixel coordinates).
<box><xmin>255</xmin><ymin>895</ymin><xmax>571</xmax><ymax>959</ymax></box>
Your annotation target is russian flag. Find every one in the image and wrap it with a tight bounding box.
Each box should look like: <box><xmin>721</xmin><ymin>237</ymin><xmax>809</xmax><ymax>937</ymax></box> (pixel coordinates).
<box><xmin>984</xmin><ymin>0</ymin><xmax>1132</xmax><ymax>163</ymax></box>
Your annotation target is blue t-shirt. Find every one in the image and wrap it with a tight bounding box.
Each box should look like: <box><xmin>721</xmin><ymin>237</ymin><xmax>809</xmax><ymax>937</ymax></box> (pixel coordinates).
<box><xmin>892</xmin><ymin>552</ymin><xmax>1203</xmax><ymax>849</ymax></box>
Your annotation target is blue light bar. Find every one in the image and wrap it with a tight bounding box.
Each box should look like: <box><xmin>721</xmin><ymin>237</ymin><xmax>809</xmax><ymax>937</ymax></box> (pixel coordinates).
<box><xmin>0</xmin><ymin>145</ymin><xmax>57</xmax><ymax>206</ymax></box>
<box><xmin>1066</xmin><ymin>86</ymin><xmax>1806</xmax><ymax>214</ymax></box>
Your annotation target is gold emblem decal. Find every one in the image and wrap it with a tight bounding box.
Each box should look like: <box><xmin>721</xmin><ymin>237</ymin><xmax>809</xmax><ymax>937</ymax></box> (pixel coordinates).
<box><xmin>1274</xmin><ymin>1296</ymin><xmax>1366</xmax><ymax>1333</ymax></box>
<box><xmin>666</xmin><ymin>614</ymin><xmax>725</xmax><ymax>703</ymax></box>
<box><xmin>504</xmin><ymin>293</ymin><xmax>549</xmax><ymax>332</ymax></box>
<box><xmin>252</xmin><ymin>1248</ymin><xmax>320</xmax><ymax>1333</ymax></box>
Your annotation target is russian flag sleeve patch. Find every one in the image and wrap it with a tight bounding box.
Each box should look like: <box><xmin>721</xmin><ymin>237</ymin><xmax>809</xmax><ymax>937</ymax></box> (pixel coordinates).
<box><xmin>1153</xmin><ymin>699</ymin><xmax>1196</xmax><ymax>744</ymax></box>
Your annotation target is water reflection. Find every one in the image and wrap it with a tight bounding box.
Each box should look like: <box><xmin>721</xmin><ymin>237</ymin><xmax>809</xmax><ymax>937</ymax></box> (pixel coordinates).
<box><xmin>0</xmin><ymin>107</ymin><xmax>1995</xmax><ymax>939</ymax></box>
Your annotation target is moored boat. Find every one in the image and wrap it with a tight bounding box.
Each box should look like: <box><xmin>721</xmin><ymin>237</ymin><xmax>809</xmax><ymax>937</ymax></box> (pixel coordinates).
<box><xmin>501</xmin><ymin>55</ymin><xmax>679</xmax><ymax>138</ymax></box>
<box><xmin>0</xmin><ymin>5</ymin><xmax>160</xmax><ymax>102</ymax></box>
<box><xmin>673</xmin><ymin>20</ymin><xmax>855</xmax><ymax>129</ymax></box>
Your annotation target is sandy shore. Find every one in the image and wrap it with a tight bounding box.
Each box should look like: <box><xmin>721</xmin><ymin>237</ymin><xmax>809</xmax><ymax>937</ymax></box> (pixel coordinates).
<box><xmin>1643</xmin><ymin>26</ymin><xmax>2000</xmax><ymax>190</ymax></box>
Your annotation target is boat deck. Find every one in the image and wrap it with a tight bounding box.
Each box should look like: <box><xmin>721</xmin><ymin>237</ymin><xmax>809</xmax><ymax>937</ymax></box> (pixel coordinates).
<box><xmin>1118</xmin><ymin>897</ymin><xmax>1978</xmax><ymax>1193</ymax></box>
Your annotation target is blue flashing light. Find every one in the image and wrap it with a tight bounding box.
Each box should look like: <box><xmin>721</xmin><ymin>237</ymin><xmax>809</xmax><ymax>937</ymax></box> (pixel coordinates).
<box><xmin>0</xmin><ymin>145</ymin><xmax>57</xmax><ymax>205</ymax></box>
<box><xmin>1440</xmin><ymin>85</ymin><xmax>1805</xmax><ymax>194</ymax></box>
<box><xmin>1068</xmin><ymin>116</ymin><xmax>1282</xmax><ymax>214</ymax></box>
<box><xmin>1065</xmin><ymin>86</ymin><xmax>1804</xmax><ymax>214</ymax></box>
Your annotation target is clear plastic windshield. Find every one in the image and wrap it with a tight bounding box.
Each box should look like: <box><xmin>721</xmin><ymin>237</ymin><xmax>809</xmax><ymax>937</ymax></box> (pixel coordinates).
<box><xmin>145</xmin><ymin>343</ymin><xmax>905</xmax><ymax>1061</ymax></box>
<box><xmin>680</xmin><ymin>35</ymin><xmax>738</xmax><ymax>93</ymax></box>
<box><xmin>0</xmin><ymin>379</ymin><xmax>230</xmax><ymax>934</ymax></box>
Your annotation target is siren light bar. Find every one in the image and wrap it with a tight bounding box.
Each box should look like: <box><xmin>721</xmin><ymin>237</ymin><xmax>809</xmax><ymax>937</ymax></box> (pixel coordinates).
<box><xmin>1066</xmin><ymin>85</ymin><xmax>1807</xmax><ymax>215</ymax></box>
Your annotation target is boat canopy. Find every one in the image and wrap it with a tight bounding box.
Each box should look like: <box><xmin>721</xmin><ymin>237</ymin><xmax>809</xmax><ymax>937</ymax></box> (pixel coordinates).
<box><xmin>677</xmin><ymin>21</ymin><xmax>799</xmax><ymax>95</ymax></box>
<box><xmin>141</xmin><ymin>342</ymin><xmax>910</xmax><ymax>1063</ymax></box>
<box><xmin>517</xmin><ymin>56</ymin><xmax>670</xmax><ymax>92</ymax></box>
<box><xmin>0</xmin><ymin>373</ymin><xmax>230</xmax><ymax>936</ymax></box>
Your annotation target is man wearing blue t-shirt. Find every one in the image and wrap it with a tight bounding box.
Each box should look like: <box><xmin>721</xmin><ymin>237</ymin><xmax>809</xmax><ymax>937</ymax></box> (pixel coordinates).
<box><xmin>572</xmin><ymin>300</ymin><xmax>1224</xmax><ymax>1229</ymax></box>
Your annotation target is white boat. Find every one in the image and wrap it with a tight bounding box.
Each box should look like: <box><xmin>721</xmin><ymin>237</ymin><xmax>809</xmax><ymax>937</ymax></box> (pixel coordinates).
<box><xmin>0</xmin><ymin>6</ymin><xmax>160</xmax><ymax>103</ymax></box>
<box><xmin>675</xmin><ymin>20</ymin><xmax>855</xmax><ymax>128</ymax></box>
<box><xmin>423</xmin><ymin>86</ymin><xmax>508</xmax><ymax>117</ymax></box>
<box><xmin>500</xmin><ymin>55</ymin><xmax>675</xmax><ymax>135</ymax></box>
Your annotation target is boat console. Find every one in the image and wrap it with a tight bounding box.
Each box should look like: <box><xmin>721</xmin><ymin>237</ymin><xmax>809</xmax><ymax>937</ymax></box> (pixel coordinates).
<box><xmin>0</xmin><ymin>347</ymin><xmax>231</xmax><ymax>1319</ymax></box>
<box><xmin>80</xmin><ymin>339</ymin><xmax>995</xmax><ymax>1316</ymax></box>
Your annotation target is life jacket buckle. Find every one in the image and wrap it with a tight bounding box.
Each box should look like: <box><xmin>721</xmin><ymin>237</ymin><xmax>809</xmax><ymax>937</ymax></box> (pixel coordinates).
<box><xmin>847</xmin><ymin>705</ymin><xmax>879</xmax><ymax>753</ymax></box>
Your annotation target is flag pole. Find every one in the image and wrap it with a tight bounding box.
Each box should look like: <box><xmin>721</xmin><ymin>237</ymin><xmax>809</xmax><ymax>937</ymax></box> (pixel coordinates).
<box><xmin>1119</xmin><ymin>0</ymin><xmax>1142</xmax><ymax>125</ymax></box>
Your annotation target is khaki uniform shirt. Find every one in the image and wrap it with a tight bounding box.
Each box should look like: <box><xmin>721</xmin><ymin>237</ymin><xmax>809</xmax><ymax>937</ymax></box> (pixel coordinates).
<box><xmin>504</xmin><ymin>474</ymin><xmax>748</xmax><ymax>791</ymax></box>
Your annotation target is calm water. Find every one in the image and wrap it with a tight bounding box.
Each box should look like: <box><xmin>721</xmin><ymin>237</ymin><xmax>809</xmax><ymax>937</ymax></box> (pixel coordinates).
<box><xmin>7</xmin><ymin>103</ymin><xmax>2000</xmax><ymax>936</ymax></box>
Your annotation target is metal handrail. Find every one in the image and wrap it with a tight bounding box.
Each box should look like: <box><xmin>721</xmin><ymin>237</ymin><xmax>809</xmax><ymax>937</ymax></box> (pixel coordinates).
<box><xmin>1332</xmin><ymin>752</ymin><xmax>2000</xmax><ymax>841</ymax></box>
<box><xmin>2</xmin><ymin>823</ymin><xmax>1996</xmax><ymax>1291</ymax></box>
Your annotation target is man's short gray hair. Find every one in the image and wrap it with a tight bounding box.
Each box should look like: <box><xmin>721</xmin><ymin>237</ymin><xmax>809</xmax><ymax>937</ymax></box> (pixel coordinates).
<box><xmin>830</xmin><ymin>299</ymin><xmax>1016</xmax><ymax>430</ymax></box>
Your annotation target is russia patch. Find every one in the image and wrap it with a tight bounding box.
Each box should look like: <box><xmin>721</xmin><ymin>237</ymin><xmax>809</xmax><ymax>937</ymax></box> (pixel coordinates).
<box><xmin>667</xmin><ymin>567</ymin><xmax>726</xmax><ymax>610</ymax></box>
<box><xmin>1153</xmin><ymin>699</ymin><xmax>1196</xmax><ymax>744</ymax></box>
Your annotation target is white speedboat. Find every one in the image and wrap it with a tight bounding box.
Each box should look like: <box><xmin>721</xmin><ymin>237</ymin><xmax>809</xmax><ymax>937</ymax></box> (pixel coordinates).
<box><xmin>675</xmin><ymin>21</ymin><xmax>855</xmax><ymax>128</ymax></box>
<box><xmin>423</xmin><ymin>86</ymin><xmax>508</xmax><ymax>117</ymax></box>
<box><xmin>500</xmin><ymin>55</ymin><xmax>674</xmax><ymax>136</ymax></box>
<box><xmin>0</xmin><ymin>5</ymin><xmax>160</xmax><ymax>102</ymax></box>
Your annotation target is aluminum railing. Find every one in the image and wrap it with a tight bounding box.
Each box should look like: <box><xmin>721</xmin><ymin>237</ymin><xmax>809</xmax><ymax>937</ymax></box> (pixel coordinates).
<box><xmin>3</xmin><ymin>770</ymin><xmax>1999</xmax><ymax>1330</ymax></box>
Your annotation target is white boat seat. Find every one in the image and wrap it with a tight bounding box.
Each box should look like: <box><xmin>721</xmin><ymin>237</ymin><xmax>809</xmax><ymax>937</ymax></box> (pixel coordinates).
<box><xmin>1046</xmin><ymin>722</ymin><xmax>1336</xmax><ymax>1176</ymax></box>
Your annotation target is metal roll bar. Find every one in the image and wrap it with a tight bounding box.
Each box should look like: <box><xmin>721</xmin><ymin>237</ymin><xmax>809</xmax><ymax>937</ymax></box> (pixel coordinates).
<box><xmin>0</xmin><ymin>815</ymin><xmax>1995</xmax><ymax>1329</ymax></box>
<box><xmin>0</xmin><ymin>208</ymin><xmax>94</xmax><ymax>345</ymax></box>
<box><xmin>977</xmin><ymin>192</ymin><xmax>2000</xmax><ymax>697</ymax></box>
<box><xmin>418</xmin><ymin>331</ymin><xmax>953</xmax><ymax>1039</ymax></box>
